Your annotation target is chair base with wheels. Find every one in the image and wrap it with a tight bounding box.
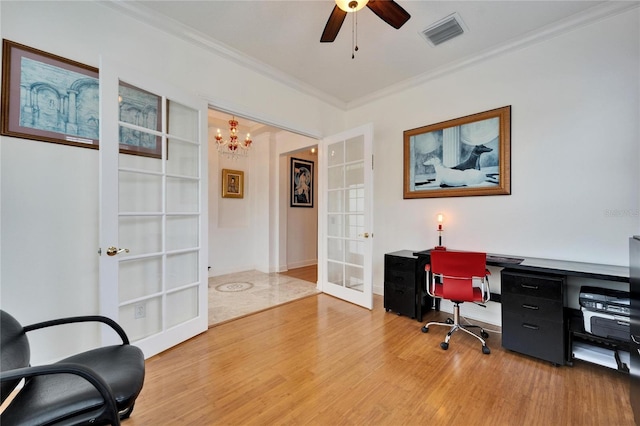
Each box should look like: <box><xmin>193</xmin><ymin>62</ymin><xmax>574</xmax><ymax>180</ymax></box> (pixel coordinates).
<box><xmin>421</xmin><ymin>250</ymin><xmax>491</xmax><ymax>355</ymax></box>
<box><xmin>421</xmin><ymin>301</ymin><xmax>491</xmax><ymax>354</ymax></box>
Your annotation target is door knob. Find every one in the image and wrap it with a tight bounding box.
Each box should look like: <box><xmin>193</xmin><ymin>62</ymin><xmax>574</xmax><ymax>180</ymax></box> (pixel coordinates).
<box><xmin>106</xmin><ymin>246</ymin><xmax>130</xmax><ymax>256</ymax></box>
<box><xmin>358</xmin><ymin>233</ymin><xmax>370</xmax><ymax>238</ymax></box>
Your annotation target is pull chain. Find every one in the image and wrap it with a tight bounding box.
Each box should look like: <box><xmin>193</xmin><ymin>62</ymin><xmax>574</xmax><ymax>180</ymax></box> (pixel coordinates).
<box><xmin>355</xmin><ymin>9</ymin><xmax>359</xmax><ymax>55</ymax></box>
<box><xmin>351</xmin><ymin>7</ymin><xmax>359</xmax><ymax>59</ymax></box>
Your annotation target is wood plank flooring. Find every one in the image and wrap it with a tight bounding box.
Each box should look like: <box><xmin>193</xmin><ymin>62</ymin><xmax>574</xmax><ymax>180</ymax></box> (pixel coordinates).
<box><xmin>126</xmin><ymin>294</ymin><xmax>634</xmax><ymax>425</ymax></box>
<box><xmin>278</xmin><ymin>264</ymin><xmax>317</xmax><ymax>284</ymax></box>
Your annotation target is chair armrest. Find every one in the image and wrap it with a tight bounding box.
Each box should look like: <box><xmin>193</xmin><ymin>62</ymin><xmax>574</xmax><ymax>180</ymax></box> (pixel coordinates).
<box><xmin>481</xmin><ymin>274</ymin><xmax>491</xmax><ymax>303</ymax></box>
<box><xmin>0</xmin><ymin>362</ymin><xmax>120</xmax><ymax>425</ymax></box>
<box><xmin>424</xmin><ymin>267</ymin><xmax>438</xmax><ymax>299</ymax></box>
<box><xmin>23</xmin><ymin>316</ymin><xmax>130</xmax><ymax>345</ymax></box>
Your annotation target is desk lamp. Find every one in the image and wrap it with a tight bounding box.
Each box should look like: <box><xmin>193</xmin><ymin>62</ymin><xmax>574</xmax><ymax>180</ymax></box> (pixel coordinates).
<box><xmin>434</xmin><ymin>213</ymin><xmax>446</xmax><ymax>250</ymax></box>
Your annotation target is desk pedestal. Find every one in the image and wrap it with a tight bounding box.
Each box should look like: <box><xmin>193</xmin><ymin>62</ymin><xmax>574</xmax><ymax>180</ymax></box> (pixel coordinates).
<box><xmin>501</xmin><ymin>271</ymin><xmax>566</xmax><ymax>365</ymax></box>
<box><xmin>384</xmin><ymin>251</ymin><xmax>432</xmax><ymax>321</ymax></box>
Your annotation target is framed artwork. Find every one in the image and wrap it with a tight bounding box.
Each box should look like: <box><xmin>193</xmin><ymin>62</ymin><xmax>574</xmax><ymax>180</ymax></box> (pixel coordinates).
<box><xmin>291</xmin><ymin>157</ymin><xmax>314</xmax><ymax>208</ymax></box>
<box><xmin>1</xmin><ymin>39</ymin><xmax>99</xmax><ymax>149</ymax></box>
<box><xmin>118</xmin><ymin>81</ymin><xmax>163</xmax><ymax>158</ymax></box>
<box><xmin>403</xmin><ymin>106</ymin><xmax>511</xmax><ymax>199</ymax></box>
<box><xmin>222</xmin><ymin>169</ymin><xmax>244</xmax><ymax>198</ymax></box>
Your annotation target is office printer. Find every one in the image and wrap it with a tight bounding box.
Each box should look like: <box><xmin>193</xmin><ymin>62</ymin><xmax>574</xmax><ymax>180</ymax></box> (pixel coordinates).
<box><xmin>579</xmin><ymin>286</ymin><xmax>630</xmax><ymax>342</ymax></box>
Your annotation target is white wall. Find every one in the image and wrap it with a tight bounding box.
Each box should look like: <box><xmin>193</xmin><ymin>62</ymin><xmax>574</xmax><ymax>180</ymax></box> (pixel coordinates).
<box><xmin>207</xmin><ymin>126</ymin><xmax>257</xmax><ymax>276</ymax></box>
<box><xmin>0</xmin><ymin>0</ymin><xmax>343</xmax><ymax>363</ymax></box>
<box><xmin>275</xmin><ymin>132</ymin><xmax>319</xmax><ymax>272</ymax></box>
<box><xmin>347</xmin><ymin>8</ymin><xmax>640</xmax><ymax>323</ymax></box>
<box><xmin>286</xmin><ymin>150</ymin><xmax>318</xmax><ymax>270</ymax></box>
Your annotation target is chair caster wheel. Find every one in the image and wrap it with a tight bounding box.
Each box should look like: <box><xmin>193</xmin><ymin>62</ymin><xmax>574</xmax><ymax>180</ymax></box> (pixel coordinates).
<box><xmin>385</xmin><ymin>308</ymin><xmax>390</xmax><ymax>312</ymax></box>
<box><xmin>482</xmin><ymin>346</ymin><xmax>491</xmax><ymax>354</ymax></box>
<box><xmin>440</xmin><ymin>342</ymin><xmax>449</xmax><ymax>350</ymax></box>
<box><xmin>421</xmin><ymin>326</ymin><xmax>429</xmax><ymax>333</ymax></box>
<box><xmin>445</xmin><ymin>318</ymin><xmax>454</xmax><ymax>325</ymax></box>
<box><xmin>481</xmin><ymin>331</ymin><xmax>489</xmax><ymax>339</ymax></box>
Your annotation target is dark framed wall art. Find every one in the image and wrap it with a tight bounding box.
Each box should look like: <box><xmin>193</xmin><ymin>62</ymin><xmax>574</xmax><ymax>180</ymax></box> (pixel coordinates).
<box><xmin>403</xmin><ymin>106</ymin><xmax>511</xmax><ymax>199</ymax></box>
<box><xmin>291</xmin><ymin>157</ymin><xmax>314</xmax><ymax>208</ymax></box>
<box><xmin>118</xmin><ymin>81</ymin><xmax>163</xmax><ymax>158</ymax></box>
<box><xmin>1</xmin><ymin>39</ymin><xmax>99</xmax><ymax>149</ymax></box>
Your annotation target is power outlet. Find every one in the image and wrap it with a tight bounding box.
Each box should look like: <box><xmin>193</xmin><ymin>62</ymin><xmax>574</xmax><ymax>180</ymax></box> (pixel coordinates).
<box><xmin>134</xmin><ymin>303</ymin><xmax>146</xmax><ymax>319</ymax></box>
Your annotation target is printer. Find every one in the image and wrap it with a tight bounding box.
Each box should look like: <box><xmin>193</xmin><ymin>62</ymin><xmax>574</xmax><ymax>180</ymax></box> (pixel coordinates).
<box><xmin>579</xmin><ymin>286</ymin><xmax>630</xmax><ymax>342</ymax></box>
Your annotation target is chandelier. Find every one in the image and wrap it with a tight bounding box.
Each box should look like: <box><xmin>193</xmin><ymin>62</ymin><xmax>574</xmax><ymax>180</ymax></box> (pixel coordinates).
<box><xmin>215</xmin><ymin>117</ymin><xmax>252</xmax><ymax>158</ymax></box>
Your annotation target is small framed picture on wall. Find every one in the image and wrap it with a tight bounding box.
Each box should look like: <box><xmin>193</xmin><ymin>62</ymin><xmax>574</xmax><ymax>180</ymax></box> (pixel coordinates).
<box><xmin>221</xmin><ymin>169</ymin><xmax>244</xmax><ymax>199</ymax></box>
<box><xmin>291</xmin><ymin>157</ymin><xmax>313</xmax><ymax>208</ymax></box>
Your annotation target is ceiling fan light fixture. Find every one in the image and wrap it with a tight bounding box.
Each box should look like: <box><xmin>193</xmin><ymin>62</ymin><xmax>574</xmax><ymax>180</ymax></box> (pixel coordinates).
<box><xmin>335</xmin><ymin>0</ymin><xmax>368</xmax><ymax>13</ymax></box>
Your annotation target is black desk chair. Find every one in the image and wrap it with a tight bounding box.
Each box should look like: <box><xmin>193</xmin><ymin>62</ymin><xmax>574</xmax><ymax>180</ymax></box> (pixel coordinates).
<box><xmin>1</xmin><ymin>310</ymin><xmax>145</xmax><ymax>425</ymax></box>
<box><xmin>421</xmin><ymin>250</ymin><xmax>491</xmax><ymax>354</ymax></box>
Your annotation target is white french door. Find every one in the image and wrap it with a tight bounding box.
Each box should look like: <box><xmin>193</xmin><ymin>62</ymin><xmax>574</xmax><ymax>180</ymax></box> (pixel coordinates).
<box><xmin>99</xmin><ymin>58</ymin><xmax>208</xmax><ymax>358</ymax></box>
<box><xmin>318</xmin><ymin>124</ymin><xmax>374</xmax><ymax>309</ymax></box>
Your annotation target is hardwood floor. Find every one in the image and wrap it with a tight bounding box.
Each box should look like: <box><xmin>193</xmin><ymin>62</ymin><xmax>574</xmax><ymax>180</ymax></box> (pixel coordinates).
<box><xmin>127</xmin><ymin>294</ymin><xmax>634</xmax><ymax>425</ymax></box>
<box><xmin>278</xmin><ymin>264</ymin><xmax>317</xmax><ymax>283</ymax></box>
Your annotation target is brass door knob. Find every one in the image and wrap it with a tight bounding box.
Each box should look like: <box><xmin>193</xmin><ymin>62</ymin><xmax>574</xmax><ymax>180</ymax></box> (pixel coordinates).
<box><xmin>106</xmin><ymin>246</ymin><xmax>130</xmax><ymax>256</ymax></box>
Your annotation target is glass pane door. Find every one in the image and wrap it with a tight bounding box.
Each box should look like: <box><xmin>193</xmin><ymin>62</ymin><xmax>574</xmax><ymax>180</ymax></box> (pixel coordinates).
<box><xmin>99</xmin><ymin>59</ymin><xmax>207</xmax><ymax>357</ymax></box>
<box><xmin>320</xmin><ymin>124</ymin><xmax>373</xmax><ymax>309</ymax></box>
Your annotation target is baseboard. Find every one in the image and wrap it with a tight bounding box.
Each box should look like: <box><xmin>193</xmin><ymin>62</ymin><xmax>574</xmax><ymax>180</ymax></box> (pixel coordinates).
<box><xmin>286</xmin><ymin>259</ymin><xmax>317</xmax><ymax>270</ymax></box>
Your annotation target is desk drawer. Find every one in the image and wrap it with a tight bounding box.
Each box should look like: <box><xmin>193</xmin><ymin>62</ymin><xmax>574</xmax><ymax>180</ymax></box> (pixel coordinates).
<box><xmin>385</xmin><ymin>255</ymin><xmax>415</xmax><ymax>271</ymax></box>
<box><xmin>384</xmin><ymin>270</ymin><xmax>415</xmax><ymax>288</ymax></box>
<box><xmin>502</xmin><ymin>310</ymin><xmax>565</xmax><ymax>365</ymax></box>
<box><xmin>502</xmin><ymin>293</ymin><xmax>563</xmax><ymax>322</ymax></box>
<box><xmin>501</xmin><ymin>271</ymin><xmax>564</xmax><ymax>300</ymax></box>
<box><xmin>384</xmin><ymin>281</ymin><xmax>416</xmax><ymax>317</ymax></box>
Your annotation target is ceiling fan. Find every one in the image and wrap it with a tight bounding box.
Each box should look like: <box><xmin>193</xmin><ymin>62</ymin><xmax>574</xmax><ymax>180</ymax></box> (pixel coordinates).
<box><xmin>320</xmin><ymin>0</ymin><xmax>411</xmax><ymax>43</ymax></box>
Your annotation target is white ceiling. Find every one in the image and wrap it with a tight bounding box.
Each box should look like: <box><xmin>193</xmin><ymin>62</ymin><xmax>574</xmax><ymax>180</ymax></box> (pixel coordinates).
<box><xmin>108</xmin><ymin>0</ymin><xmax>634</xmax><ymax>111</ymax></box>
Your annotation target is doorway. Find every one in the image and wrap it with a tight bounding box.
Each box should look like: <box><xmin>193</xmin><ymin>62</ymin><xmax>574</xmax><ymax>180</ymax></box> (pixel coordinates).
<box><xmin>207</xmin><ymin>108</ymin><xmax>319</xmax><ymax>278</ymax></box>
<box><xmin>207</xmin><ymin>109</ymin><xmax>374</xmax><ymax>312</ymax></box>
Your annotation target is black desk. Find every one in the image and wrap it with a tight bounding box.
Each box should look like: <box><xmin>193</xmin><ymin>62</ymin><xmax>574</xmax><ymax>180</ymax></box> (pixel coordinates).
<box><xmin>413</xmin><ymin>249</ymin><xmax>630</xmax><ymax>366</ymax></box>
<box><xmin>413</xmin><ymin>249</ymin><xmax>628</xmax><ymax>282</ymax></box>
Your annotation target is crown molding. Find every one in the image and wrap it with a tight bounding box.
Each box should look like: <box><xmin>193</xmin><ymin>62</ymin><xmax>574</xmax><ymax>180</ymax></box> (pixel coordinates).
<box><xmin>101</xmin><ymin>0</ymin><xmax>637</xmax><ymax>113</ymax></box>
<box><xmin>100</xmin><ymin>0</ymin><xmax>349</xmax><ymax>111</ymax></box>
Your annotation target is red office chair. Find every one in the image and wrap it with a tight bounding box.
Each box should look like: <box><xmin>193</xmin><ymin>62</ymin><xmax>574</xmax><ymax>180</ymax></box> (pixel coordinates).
<box><xmin>421</xmin><ymin>250</ymin><xmax>491</xmax><ymax>354</ymax></box>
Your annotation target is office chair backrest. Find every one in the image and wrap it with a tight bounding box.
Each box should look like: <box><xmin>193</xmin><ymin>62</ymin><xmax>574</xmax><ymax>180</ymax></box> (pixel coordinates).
<box><xmin>431</xmin><ymin>250</ymin><xmax>487</xmax><ymax>302</ymax></box>
<box><xmin>0</xmin><ymin>310</ymin><xmax>31</xmax><ymax>403</ymax></box>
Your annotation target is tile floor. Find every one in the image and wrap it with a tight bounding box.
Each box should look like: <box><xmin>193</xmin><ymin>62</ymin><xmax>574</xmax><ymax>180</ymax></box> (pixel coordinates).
<box><xmin>208</xmin><ymin>270</ymin><xmax>320</xmax><ymax>326</ymax></box>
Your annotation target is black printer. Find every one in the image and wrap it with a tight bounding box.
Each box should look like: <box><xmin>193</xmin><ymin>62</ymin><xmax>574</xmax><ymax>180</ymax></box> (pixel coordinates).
<box><xmin>579</xmin><ymin>286</ymin><xmax>630</xmax><ymax>342</ymax></box>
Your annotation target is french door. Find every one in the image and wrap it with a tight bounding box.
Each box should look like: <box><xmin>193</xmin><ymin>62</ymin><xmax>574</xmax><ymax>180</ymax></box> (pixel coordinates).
<box><xmin>99</xmin><ymin>58</ymin><xmax>208</xmax><ymax>357</ymax></box>
<box><xmin>319</xmin><ymin>124</ymin><xmax>374</xmax><ymax>309</ymax></box>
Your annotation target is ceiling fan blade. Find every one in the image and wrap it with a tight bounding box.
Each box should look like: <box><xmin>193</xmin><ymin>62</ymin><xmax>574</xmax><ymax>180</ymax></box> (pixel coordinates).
<box><xmin>321</xmin><ymin>5</ymin><xmax>347</xmax><ymax>42</ymax></box>
<box><xmin>366</xmin><ymin>0</ymin><xmax>411</xmax><ymax>29</ymax></box>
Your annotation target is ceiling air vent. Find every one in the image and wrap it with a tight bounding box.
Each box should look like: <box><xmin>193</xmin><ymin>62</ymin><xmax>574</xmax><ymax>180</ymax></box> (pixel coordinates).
<box><xmin>420</xmin><ymin>12</ymin><xmax>467</xmax><ymax>47</ymax></box>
